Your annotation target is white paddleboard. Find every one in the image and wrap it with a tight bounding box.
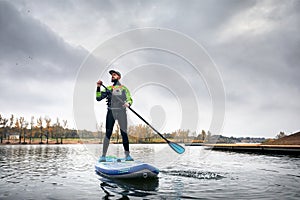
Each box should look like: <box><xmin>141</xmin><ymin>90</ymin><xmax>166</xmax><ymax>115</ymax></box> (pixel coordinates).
<box><xmin>95</xmin><ymin>156</ymin><xmax>159</xmax><ymax>179</ymax></box>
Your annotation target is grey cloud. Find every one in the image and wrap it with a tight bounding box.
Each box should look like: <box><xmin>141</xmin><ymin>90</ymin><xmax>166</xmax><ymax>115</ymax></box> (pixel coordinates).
<box><xmin>0</xmin><ymin>1</ymin><xmax>88</xmax><ymax>118</ymax></box>
<box><xmin>0</xmin><ymin>1</ymin><xmax>88</xmax><ymax>82</ymax></box>
<box><xmin>209</xmin><ymin>1</ymin><xmax>300</xmax><ymax>96</ymax></box>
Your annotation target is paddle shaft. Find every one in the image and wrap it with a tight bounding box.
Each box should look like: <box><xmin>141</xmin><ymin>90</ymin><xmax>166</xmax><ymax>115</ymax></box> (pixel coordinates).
<box><xmin>128</xmin><ymin>107</ymin><xmax>168</xmax><ymax>143</ymax></box>
<box><xmin>101</xmin><ymin>85</ymin><xmax>168</xmax><ymax>143</ymax></box>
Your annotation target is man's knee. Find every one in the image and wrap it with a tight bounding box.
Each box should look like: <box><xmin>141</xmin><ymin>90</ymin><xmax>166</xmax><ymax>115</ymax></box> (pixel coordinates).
<box><xmin>106</xmin><ymin>129</ymin><xmax>113</xmax><ymax>139</ymax></box>
<box><xmin>121</xmin><ymin>131</ymin><xmax>129</xmax><ymax>143</ymax></box>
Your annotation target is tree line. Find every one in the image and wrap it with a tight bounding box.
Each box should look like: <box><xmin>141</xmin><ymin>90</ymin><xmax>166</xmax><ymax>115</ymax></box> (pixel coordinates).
<box><xmin>115</xmin><ymin>124</ymin><xmax>210</xmax><ymax>143</ymax></box>
<box><xmin>0</xmin><ymin>114</ymin><xmax>72</xmax><ymax>144</ymax></box>
<box><xmin>3</xmin><ymin>113</ymin><xmax>281</xmax><ymax>145</ymax></box>
<box><xmin>1</xmin><ymin>113</ymin><xmax>216</xmax><ymax>144</ymax></box>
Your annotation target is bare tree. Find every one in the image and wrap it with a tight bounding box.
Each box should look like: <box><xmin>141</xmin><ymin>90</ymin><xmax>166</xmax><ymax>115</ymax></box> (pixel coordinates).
<box><xmin>19</xmin><ymin>117</ymin><xmax>25</xmax><ymax>144</ymax></box>
<box><xmin>54</xmin><ymin>118</ymin><xmax>61</xmax><ymax>144</ymax></box>
<box><xmin>14</xmin><ymin>118</ymin><xmax>20</xmax><ymax>143</ymax></box>
<box><xmin>7</xmin><ymin>114</ymin><xmax>14</xmax><ymax>144</ymax></box>
<box><xmin>22</xmin><ymin>122</ymin><xmax>29</xmax><ymax>144</ymax></box>
<box><xmin>29</xmin><ymin>116</ymin><xmax>34</xmax><ymax>144</ymax></box>
<box><xmin>129</xmin><ymin>124</ymin><xmax>150</xmax><ymax>143</ymax></box>
<box><xmin>200</xmin><ymin>130</ymin><xmax>206</xmax><ymax>141</ymax></box>
<box><xmin>180</xmin><ymin>129</ymin><xmax>189</xmax><ymax>143</ymax></box>
<box><xmin>191</xmin><ymin>131</ymin><xmax>197</xmax><ymax>140</ymax></box>
<box><xmin>44</xmin><ymin>117</ymin><xmax>51</xmax><ymax>144</ymax></box>
<box><xmin>37</xmin><ymin>117</ymin><xmax>43</xmax><ymax>144</ymax></box>
<box><xmin>170</xmin><ymin>129</ymin><xmax>189</xmax><ymax>143</ymax></box>
<box><xmin>115</xmin><ymin>123</ymin><xmax>120</xmax><ymax>143</ymax></box>
<box><xmin>0</xmin><ymin>115</ymin><xmax>8</xmax><ymax>144</ymax></box>
<box><xmin>62</xmin><ymin>120</ymin><xmax>67</xmax><ymax>144</ymax></box>
<box><xmin>96</xmin><ymin>122</ymin><xmax>104</xmax><ymax>143</ymax></box>
<box><xmin>145</xmin><ymin>125</ymin><xmax>153</xmax><ymax>142</ymax></box>
<box><xmin>207</xmin><ymin>131</ymin><xmax>212</xmax><ymax>143</ymax></box>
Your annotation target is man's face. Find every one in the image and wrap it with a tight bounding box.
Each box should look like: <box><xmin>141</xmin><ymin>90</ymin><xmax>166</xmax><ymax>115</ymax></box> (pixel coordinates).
<box><xmin>111</xmin><ymin>73</ymin><xmax>120</xmax><ymax>82</ymax></box>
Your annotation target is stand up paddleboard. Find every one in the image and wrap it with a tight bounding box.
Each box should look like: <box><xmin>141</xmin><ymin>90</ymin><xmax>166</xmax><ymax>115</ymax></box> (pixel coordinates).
<box><xmin>95</xmin><ymin>156</ymin><xmax>159</xmax><ymax>179</ymax></box>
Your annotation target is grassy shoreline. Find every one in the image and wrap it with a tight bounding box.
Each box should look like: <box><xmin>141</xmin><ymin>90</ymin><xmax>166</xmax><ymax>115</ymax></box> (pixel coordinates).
<box><xmin>0</xmin><ymin>138</ymin><xmax>170</xmax><ymax>145</ymax></box>
<box><xmin>0</xmin><ymin>138</ymin><xmax>97</xmax><ymax>145</ymax></box>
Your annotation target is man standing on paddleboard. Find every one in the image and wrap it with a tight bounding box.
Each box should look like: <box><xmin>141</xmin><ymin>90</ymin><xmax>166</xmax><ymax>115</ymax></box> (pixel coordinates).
<box><xmin>96</xmin><ymin>70</ymin><xmax>134</xmax><ymax>162</ymax></box>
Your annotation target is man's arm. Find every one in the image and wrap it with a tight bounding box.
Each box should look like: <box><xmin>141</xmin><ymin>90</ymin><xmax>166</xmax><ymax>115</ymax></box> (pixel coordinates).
<box><xmin>96</xmin><ymin>80</ymin><xmax>109</xmax><ymax>101</ymax></box>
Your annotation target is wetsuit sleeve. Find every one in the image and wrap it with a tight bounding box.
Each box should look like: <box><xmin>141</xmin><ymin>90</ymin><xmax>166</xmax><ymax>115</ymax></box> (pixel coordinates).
<box><xmin>96</xmin><ymin>87</ymin><xmax>109</xmax><ymax>101</ymax></box>
<box><xmin>123</xmin><ymin>86</ymin><xmax>133</xmax><ymax>106</ymax></box>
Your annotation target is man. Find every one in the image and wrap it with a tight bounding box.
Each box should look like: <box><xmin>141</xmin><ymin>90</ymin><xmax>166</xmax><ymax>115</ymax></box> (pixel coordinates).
<box><xmin>96</xmin><ymin>70</ymin><xmax>133</xmax><ymax>162</ymax></box>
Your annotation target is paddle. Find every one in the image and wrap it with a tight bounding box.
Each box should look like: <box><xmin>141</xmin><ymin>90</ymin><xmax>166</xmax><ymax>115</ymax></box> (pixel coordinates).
<box><xmin>101</xmin><ymin>84</ymin><xmax>185</xmax><ymax>154</ymax></box>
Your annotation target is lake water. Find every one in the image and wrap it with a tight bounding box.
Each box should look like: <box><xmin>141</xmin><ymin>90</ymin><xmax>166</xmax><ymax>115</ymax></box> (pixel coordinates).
<box><xmin>0</xmin><ymin>144</ymin><xmax>299</xmax><ymax>199</ymax></box>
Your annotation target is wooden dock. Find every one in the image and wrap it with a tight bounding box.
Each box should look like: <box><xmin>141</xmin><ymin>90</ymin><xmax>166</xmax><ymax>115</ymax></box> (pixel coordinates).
<box><xmin>185</xmin><ymin>143</ymin><xmax>300</xmax><ymax>155</ymax></box>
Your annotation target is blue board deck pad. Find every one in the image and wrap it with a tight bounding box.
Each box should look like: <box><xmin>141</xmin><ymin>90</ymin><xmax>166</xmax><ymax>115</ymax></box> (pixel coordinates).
<box><xmin>95</xmin><ymin>156</ymin><xmax>159</xmax><ymax>179</ymax></box>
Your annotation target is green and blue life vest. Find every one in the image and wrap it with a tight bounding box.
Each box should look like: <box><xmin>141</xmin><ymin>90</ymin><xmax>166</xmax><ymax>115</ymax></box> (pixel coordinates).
<box><xmin>96</xmin><ymin>83</ymin><xmax>133</xmax><ymax>109</ymax></box>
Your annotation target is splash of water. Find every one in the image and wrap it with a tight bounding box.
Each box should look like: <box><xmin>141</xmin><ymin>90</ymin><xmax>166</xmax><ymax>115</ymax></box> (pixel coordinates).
<box><xmin>161</xmin><ymin>169</ymin><xmax>224</xmax><ymax>180</ymax></box>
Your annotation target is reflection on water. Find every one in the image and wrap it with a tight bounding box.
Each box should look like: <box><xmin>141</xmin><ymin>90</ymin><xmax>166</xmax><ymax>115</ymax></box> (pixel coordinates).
<box><xmin>99</xmin><ymin>177</ymin><xmax>159</xmax><ymax>199</ymax></box>
<box><xmin>97</xmin><ymin>174</ymin><xmax>159</xmax><ymax>192</ymax></box>
<box><xmin>1</xmin><ymin>144</ymin><xmax>300</xmax><ymax>199</ymax></box>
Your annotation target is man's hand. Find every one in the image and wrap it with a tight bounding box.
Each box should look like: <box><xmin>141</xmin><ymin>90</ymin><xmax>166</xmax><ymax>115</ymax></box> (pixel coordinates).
<box><xmin>123</xmin><ymin>102</ymin><xmax>130</xmax><ymax>108</ymax></box>
<box><xmin>97</xmin><ymin>80</ymin><xmax>103</xmax><ymax>87</ymax></box>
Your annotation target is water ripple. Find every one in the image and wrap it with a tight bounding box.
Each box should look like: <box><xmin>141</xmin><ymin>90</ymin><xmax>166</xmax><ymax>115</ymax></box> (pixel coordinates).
<box><xmin>161</xmin><ymin>169</ymin><xmax>224</xmax><ymax>180</ymax></box>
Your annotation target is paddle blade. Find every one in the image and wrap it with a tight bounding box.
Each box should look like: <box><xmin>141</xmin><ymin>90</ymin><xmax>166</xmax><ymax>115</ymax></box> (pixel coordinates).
<box><xmin>168</xmin><ymin>141</ymin><xmax>185</xmax><ymax>154</ymax></box>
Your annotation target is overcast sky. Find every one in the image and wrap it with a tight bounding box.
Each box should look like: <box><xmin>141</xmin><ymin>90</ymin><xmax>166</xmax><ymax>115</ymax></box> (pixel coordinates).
<box><xmin>0</xmin><ymin>0</ymin><xmax>299</xmax><ymax>138</ymax></box>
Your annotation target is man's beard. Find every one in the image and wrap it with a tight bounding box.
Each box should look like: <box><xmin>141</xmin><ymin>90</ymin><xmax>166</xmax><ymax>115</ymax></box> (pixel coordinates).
<box><xmin>111</xmin><ymin>78</ymin><xmax>118</xmax><ymax>84</ymax></box>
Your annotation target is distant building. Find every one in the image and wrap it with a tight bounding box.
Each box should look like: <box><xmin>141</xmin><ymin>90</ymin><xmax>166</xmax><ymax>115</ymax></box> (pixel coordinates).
<box><xmin>9</xmin><ymin>133</ymin><xmax>19</xmax><ymax>140</ymax></box>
